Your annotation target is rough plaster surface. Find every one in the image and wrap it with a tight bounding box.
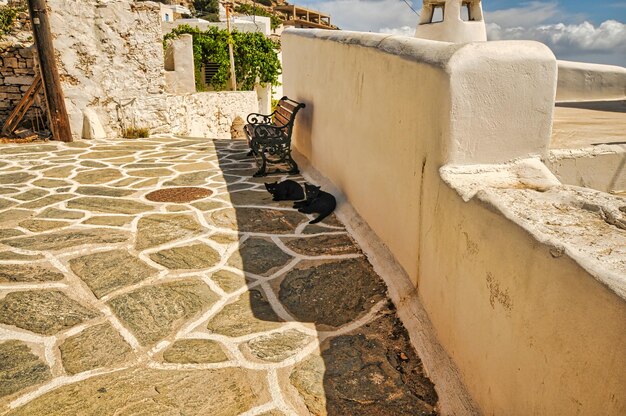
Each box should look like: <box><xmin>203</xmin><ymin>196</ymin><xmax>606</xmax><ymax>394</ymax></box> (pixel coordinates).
<box><xmin>282</xmin><ymin>29</ymin><xmax>625</xmax><ymax>415</ymax></box>
<box><xmin>131</xmin><ymin>92</ymin><xmax>258</xmax><ymax>139</ymax></box>
<box><xmin>49</xmin><ymin>0</ymin><xmax>165</xmax><ymax>139</ymax></box>
<box><xmin>48</xmin><ymin>0</ymin><xmax>256</xmax><ymax>139</ymax></box>
<box><xmin>441</xmin><ymin>159</ymin><xmax>626</xmax><ymax>300</ymax></box>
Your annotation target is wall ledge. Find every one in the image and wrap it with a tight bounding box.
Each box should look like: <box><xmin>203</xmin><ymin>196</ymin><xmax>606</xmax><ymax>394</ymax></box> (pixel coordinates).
<box><xmin>441</xmin><ymin>159</ymin><xmax>626</xmax><ymax>301</ymax></box>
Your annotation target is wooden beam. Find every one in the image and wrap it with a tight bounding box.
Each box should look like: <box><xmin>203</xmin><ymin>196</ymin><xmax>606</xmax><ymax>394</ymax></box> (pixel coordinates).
<box><xmin>27</xmin><ymin>0</ymin><xmax>72</xmax><ymax>142</ymax></box>
<box><xmin>1</xmin><ymin>74</ymin><xmax>43</xmax><ymax>137</ymax></box>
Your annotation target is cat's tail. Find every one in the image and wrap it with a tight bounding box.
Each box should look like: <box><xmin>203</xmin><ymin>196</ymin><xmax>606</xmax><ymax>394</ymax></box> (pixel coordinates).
<box><xmin>309</xmin><ymin>211</ymin><xmax>332</xmax><ymax>224</ymax></box>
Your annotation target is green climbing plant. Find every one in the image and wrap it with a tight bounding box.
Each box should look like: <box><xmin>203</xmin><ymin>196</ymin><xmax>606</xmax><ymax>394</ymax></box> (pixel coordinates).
<box><xmin>164</xmin><ymin>25</ymin><xmax>281</xmax><ymax>92</ymax></box>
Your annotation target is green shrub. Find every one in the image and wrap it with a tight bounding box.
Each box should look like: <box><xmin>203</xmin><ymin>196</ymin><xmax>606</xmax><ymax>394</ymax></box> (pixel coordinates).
<box><xmin>164</xmin><ymin>25</ymin><xmax>281</xmax><ymax>91</ymax></box>
<box><xmin>0</xmin><ymin>6</ymin><xmax>18</xmax><ymax>38</ymax></box>
<box><xmin>122</xmin><ymin>127</ymin><xmax>150</xmax><ymax>139</ymax></box>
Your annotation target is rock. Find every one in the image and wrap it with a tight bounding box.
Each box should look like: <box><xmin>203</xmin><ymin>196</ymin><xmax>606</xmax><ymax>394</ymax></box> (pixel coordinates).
<box><xmin>206</xmin><ymin>290</ymin><xmax>283</xmax><ymax>337</ymax></box>
<box><xmin>218</xmin><ymin>190</ymin><xmax>276</xmax><ymax>206</ymax></box>
<box><xmin>82</xmin><ymin>108</ymin><xmax>107</xmax><ymax>140</ymax></box>
<box><xmin>32</xmin><ymin>179</ymin><xmax>71</xmax><ymax>188</ymax></box>
<box><xmin>0</xmin><ymin>251</ymin><xmax>44</xmax><ymax>261</ymax></box>
<box><xmin>0</xmin><ymin>341</ymin><xmax>51</xmax><ymax>398</ymax></box>
<box><xmin>163</xmin><ymin>171</ymin><xmax>212</xmax><ymax>186</ymax></box>
<box><xmin>163</xmin><ymin>339</ymin><xmax>228</xmax><ymax>364</ymax></box>
<box><xmin>135</xmin><ymin>214</ymin><xmax>204</xmax><ymax>250</ymax></box>
<box><xmin>0</xmin><ymin>229</ymin><xmax>24</xmax><ymax>239</ymax></box>
<box><xmin>291</xmin><ymin>313</ymin><xmax>438</xmax><ymax>416</ymax></box>
<box><xmin>210</xmin><ymin>233</ymin><xmax>240</xmax><ymax>244</ymax></box>
<box><xmin>278</xmin><ymin>259</ymin><xmax>386</xmax><ymax>327</ymax></box>
<box><xmin>0</xmin><ymin>290</ymin><xmax>99</xmax><ymax>335</ymax></box>
<box><xmin>18</xmin><ymin>219</ymin><xmax>71</xmax><ymax>232</ymax></box>
<box><xmin>69</xmin><ymin>249</ymin><xmax>158</xmax><ymax>298</ymax></box>
<box><xmin>172</xmin><ymin>162</ymin><xmax>214</xmax><ymax>172</ymax></box>
<box><xmin>128</xmin><ymin>168</ymin><xmax>174</xmax><ymax>178</ymax></box>
<box><xmin>42</xmin><ymin>165</ymin><xmax>76</xmax><ymax>178</ymax></box>
<box><xmin>5</xmin><ymin>367</ymin><xmax>269</xmax><ymax>416</ymax></box>
<box><xmin>19</xmin><ymin>194</ymin><xmax>73</xmax><ymax>210</ymax></box>
<box><xmin>0</xmin><ymin>198</ymin><xmax>16</xmax><ymax>210</ymax></box>
<box><xmin>73</xmin><ymin>169</ymin><xmax>123</xmax><ymax>185</ymax></box>
<box><xmin>67</xmin><ymin>197</ymin><xmax>152</xmax><ymax>214</ymax></box>
<box><xmin>208</xmin><ymin>208</ymin><xmax>306</xmax><ymax>234</ymax></box>
<box><xmin>227</xmin><ymin>237</ymin><xmax>293</xmax><ymax>276</ymax></box>
<box><xmin>210</xmin><ymin>270</ymin><xmax>249</xmax><ymax>293</ymax></box>
<box><xmin>3</xmin><ymin>229</ymin><xmax>129</xmax><ymax>251</ymax></box>
<box><xmin>0</xmin><ymin>172</ymin><xmax>35</xmax><ymax>184</ymax></box>
<box><xmin>12</xmin><ymin>189</ymin><xmax>49</xmax><ymax>201</ymax></box>
<box><xmin>82</xmin><ymin>216</ymin><xmax>133</xmax><ymax>227</ymax></box>
<box><xmin>243</xmin><ymin>330</ymin><xmax>312</xmax><ymax>362</ymax></box>
<box><xmin>59</xmin><ymin>323</ymin><xmax>133</xmax><ymax>375</ymax></box>
<box><xmin>107</xmin><ymin>280</ymin><xmax>217</xmax><ymax>346</ymax></box>
<box><xmin>0</xmin><ymin>264</ymin><xmax>64</xmax><ymax>283</ymax></box>
<box><xmin>149</xmin><ymin>243</ymin><xmax>220</xmax><ymax>270</ymax></box>
<box><xmin>282</xmin><ymin>234</ymin><xmax>360</xmax><ymax>256</ymax></box>
<box><xmin>37</xmin><ymin>208</ymin><xmax>84</xmax><ymax>220</ymax></box>
<box><xmin>75</xmin><ymin>186</ymin><xmax>135</xmax><ymax>197</ymax></box>
<box><xmin>191</xmin><ymin>200</ymin><xmax>227</xmax><ymax>211</ymax></box>
<box><xmin>289</xmin><ymin>355</ymin><xmax>327</xmax><ymax>415</ymax></box>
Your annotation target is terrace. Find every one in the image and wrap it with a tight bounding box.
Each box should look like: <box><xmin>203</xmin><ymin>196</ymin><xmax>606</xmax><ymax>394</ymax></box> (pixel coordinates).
<box><xmin>0</xmin><ymin>136</ymin><xmax>443</xmax><ymax>415</ymax></box>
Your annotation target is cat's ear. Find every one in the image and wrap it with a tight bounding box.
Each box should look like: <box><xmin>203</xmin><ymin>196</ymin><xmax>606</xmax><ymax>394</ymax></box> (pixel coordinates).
<box><xmin>264</xmin><ymin>183</ymin><xmax>270</xmax><ymax>190</ymax></box>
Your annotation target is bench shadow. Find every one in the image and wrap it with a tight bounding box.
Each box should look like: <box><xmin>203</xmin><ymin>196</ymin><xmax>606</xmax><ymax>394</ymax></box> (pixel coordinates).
<box><xmin>211</xmin><ymin>139</ymin><xmax>439</xmax><ymax>415</ymax></box>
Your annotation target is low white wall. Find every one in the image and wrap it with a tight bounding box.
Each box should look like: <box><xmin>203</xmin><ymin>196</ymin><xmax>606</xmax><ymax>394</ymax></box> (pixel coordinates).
<box><xmin>546</xmin><ymin>145</ymin><xmax>626</xmax><ymax>193</ymax></box>
<box><xmin>127</xmin><ymin>91</ymin><xmax>258</xmax><ymax>139</ymax></box>
<box><xmin>283</xmin><ymin>28</ymin><xmax>625</xmax><ymax>415</ymax></box>
<box><xmin>164</xmin><ymin>34</ymin><xmax>196</xmax><ymax>94</ymax></box>
<box><xmin>556</xmin><ymin>60</ymin><xmax>626</xmax><ymax>102</ymax></box>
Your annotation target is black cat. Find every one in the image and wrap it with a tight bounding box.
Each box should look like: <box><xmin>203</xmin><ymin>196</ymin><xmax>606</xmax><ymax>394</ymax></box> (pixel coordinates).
<box><xmin>293</xmin><ymin>184</ymin><xmax>336</xmax><ymax>224</ymax></box>
<box><xmin>264</xmin><ymin>180</ymin><xmax>305</xmax><ymax>201</ymax></box>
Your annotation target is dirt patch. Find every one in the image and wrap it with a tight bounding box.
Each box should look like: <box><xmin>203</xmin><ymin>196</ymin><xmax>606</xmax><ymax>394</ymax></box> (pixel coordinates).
<box><xmin>145</xmin><ymin>187</ymin><xmax>213</xmax><ymax>203</ymax></box>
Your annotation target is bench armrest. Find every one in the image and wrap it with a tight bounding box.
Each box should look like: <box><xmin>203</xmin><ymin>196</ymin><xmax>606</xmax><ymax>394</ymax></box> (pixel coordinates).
<box><xmin>248</xmin><ymin>124</ymin><xmax>287</xmax><ymax>144</ymax></box>
<box><xmin>247</xmin><ymin>112</ymin><xmax>273</xmax><ymax>124</ymax></box>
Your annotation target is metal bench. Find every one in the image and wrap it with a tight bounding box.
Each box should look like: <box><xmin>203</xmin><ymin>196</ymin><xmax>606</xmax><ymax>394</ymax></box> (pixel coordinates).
<box><xmin>244</xmin><ymin>96</ymin><xmax>306</xmax><ymax>177</ymax></box>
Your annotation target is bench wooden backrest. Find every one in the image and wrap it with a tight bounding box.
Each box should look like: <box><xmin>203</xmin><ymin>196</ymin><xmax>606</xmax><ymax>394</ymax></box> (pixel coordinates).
<box><xmin>272</xmin><ymin>97</ymin><xmax>305</xmax><ymax>130</ymax></box>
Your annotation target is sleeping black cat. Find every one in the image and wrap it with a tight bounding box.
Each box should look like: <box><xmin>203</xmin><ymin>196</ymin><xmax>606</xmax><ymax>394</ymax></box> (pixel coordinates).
<box><xmin>293</xmin><ymin>184</ymin><xmax>336</xmax><ymax>224</ymax></box>
<box><xmin>264</xmin><ymin>180</ymin><xmax>304</xmax><ymax>201</ymax></box>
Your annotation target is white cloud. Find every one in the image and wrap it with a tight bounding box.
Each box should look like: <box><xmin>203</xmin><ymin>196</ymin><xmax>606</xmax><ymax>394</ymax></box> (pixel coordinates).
<box><xmin>484</xmin><ymin>1</ymin><xmax>562</xmax><ymax>28</ymax></box>
<box><xmin>379</xmin><ymin>25</ymin><xmax>415</xmax><ymax>36</ymax></box>
<box><xmin>486</xmin><ymin>20</ymin><xmax>626</xmax><ymax>66</ymax></box>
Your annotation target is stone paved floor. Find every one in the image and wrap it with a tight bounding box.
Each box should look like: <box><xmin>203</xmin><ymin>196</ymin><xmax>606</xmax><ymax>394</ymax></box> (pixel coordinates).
<box><xmin>0</xmin><ymin>136</ymin><xmax>438</xmax><ymax>415</ymax></box>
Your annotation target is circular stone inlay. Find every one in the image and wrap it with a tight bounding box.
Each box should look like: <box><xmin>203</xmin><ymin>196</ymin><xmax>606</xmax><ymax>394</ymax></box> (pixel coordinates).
<box><xmin>145</xmin><ymin>187</ymin><xmax>213</xmax><ymax>203</ymax></box>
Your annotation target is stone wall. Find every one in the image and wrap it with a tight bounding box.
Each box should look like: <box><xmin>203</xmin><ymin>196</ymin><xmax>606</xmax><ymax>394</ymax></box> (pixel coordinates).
<box><xmin>48</xmin><ymin>0</ymin><xmax>166</xmax><ymax>139</ymax></box>
<box><xmin>48</xmin><ymin>0</ymin><xmax>258</xmax><ymax>140</ymax></box>
<box><xmin>0</xmin><ymin>10</ymin><xmax>46</xmax><ymax>130</ymax></box>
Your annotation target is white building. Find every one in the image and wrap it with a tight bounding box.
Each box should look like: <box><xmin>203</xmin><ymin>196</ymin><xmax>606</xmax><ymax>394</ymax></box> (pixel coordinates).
<box><xmin>414</xmin><ymin>0</ymin><xmax>486</xmax><ymax>43</ymax></box>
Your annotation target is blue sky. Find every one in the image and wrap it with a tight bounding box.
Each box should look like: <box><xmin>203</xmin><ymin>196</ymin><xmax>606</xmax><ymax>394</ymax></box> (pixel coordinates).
<box><xmin>295</xmin><ymin>1</ymin><xmax>626</xmax><ymax>65</ymax></box>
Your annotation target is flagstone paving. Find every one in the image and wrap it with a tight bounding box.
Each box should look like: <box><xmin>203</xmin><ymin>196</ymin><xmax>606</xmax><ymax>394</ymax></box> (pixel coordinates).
<box><xmin>0</xmin><ymin>136</ymin><xmax>438</xmax><ymax>415</ymax></box>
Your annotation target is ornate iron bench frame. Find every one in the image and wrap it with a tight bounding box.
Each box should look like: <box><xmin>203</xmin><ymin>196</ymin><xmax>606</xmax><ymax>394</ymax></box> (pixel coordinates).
<box><xmin>244</xmin><ymin>96</ymin><xmax>306</xmax><ymax>177</ymax></box>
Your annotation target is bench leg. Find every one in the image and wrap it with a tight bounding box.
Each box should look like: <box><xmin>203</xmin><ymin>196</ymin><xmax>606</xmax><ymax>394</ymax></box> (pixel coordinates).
<box><xmin>253</xmin><ymin>148</ymin><xmax>268</xmax><ymax>177</ymax></box>
<box><xmin>286</xmin><ymin>150</ymin><xmax>299</xmax><ymax>175</ymax></box>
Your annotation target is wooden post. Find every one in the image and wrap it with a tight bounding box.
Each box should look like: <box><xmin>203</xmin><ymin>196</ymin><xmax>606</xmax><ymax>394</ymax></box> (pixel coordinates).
<box><xmin>223</xmin><ymin>2</ymin><xmax>237</xmax><ymax>91</ymax></box>
<box><xmin>27</xmin><ymin>0</ymin><xmax>73</xmax><ymax>142</ymax></box>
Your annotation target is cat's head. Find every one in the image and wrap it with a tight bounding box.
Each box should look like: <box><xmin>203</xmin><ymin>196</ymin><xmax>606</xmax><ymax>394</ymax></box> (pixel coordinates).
<box><xmin>304</xmin><ymin>183</ymin><xmax>321</xmax><ymax>199</ymax></box>
<box><xmin>264</xmin><ymin>182</ymin><xmax>278</xmax><ymax>193</ymax></box>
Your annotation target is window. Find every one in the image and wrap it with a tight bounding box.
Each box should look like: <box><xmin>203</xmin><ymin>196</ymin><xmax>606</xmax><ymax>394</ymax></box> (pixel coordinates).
<box><xmin>431</xmin><ymin>5</ymin><xmax>444</xmax><ymax>23</ymax></box>
<box><xmin>203</xmin><ymin>62</ymin><xmax>220</xmax><ymax>87</ymax></box>
<box><xmin>461</xmin><ymin>4</ymin><xmax>471</xmax><ymax>21</ymax></box>
<box><xmin>165</xmin><ymin>13</ymin><xmax>170</xmax><ymax>22</ymax></box>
